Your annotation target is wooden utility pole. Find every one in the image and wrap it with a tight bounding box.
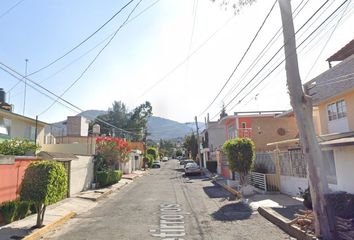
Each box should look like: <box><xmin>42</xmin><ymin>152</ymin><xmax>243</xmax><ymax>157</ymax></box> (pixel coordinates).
<box><xmin>194</xmin><ymin>116</ymin><xmax>202</xmax><ymax>167</ymax></box>
<box><xmin>278</xmin><ymin>0</ymin><xmax>335</xmax><ymax>238</ymax></box>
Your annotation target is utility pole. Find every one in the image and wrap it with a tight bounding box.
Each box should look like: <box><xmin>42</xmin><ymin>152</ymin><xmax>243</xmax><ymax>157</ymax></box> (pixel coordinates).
<box><xmin>194</xmin><ymin>116</ymin><xmax>202</xmax><ymax>167</ymax></box>
<box><xmin>278</xmin><ymin>0</ymin><xmax>335</xmax><ymax>239</ymax></box>
<box><xmin>23</xmin><ymin>59</ymin><xmax>28</xmax><ymax>116</ymax></box>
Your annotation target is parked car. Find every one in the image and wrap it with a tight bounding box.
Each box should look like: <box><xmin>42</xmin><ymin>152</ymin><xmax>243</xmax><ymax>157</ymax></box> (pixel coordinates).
<box><xmin>184</xmin><ymin>162</ymin><xmax>201</xmax><ymax>176</ymax></box>
<box><xmin>151</xmin><ymin>161</ymin><xmax>161</xmax><ymax>168</ymax></box>
<box><xmin>162</xmin><ymin>157</ymin><xmax>168</xmax><ymax>162</ymax></box>
<box><xmin>182</xmin><ymin>160</ymin><xmax>195</xmax><ymax>168</ymax></box>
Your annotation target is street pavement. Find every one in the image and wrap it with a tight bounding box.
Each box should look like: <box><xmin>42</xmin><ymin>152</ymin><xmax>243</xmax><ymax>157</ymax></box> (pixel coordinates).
<box><xmin>41</xmin><ymin>160</ymin><xmax>292</xmax><ymax>240</ymax></box>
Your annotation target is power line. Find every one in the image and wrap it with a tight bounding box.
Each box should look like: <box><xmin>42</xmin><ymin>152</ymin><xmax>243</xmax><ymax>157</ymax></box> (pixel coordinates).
<box><xmin>26</xmin><ymin>0</ymin><xmax>135</xmax><ymax>77</ymax></box>
<box><xmin>6</xmin><ymin>0</ymin><xmax>161</xmax><ymax>96</ymax></box>
<box><xmin>198</xmin><ymin>0</ymin><xmax>278</xmax><ymax>117</ymax></box>
<box><xmin>210</xmin><ymin>0</ymin><xmax>348</xmax><ymax>120</ymax></box>
<box><xmin>137</xmin><ymin>15</ymin><xmax>236</xmax><ymax>98</ymax></box>
<box><xmin>0</xmin><ymin>61</ymin><xmax>141</xmax><ymax>136</ymax></box>
<box><xmin>227</xmin><ymin>0</ymin><xmax>349</xmax><ymax>116</ymax></box>
<box><xmin>38</xmin><ymin>0</ymin><xmax>144</xmax><ymax>116</ymax></box>
<box><xmin>221</xmin><ymin>0</ymin><xmax>310</xmax><ymax>103</ymax></box>
<box><xmin>0</xmin><ymin>0</ymin><xmax>25</xmax><ymax>19</ymax></box>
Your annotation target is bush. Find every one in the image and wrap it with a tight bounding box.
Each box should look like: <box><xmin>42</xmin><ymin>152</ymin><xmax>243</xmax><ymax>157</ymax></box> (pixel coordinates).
<box><xmin>147</xmin><ymin>147</ymin><xmax>158</xmax><ymax>160</ymax></box>
<box><xmin>0</xmin><ymin>138</ymin><xmax>40</xmax><ymax>156</ymax></box>
<box><xmin>0</xmin><ymin>200</ymin><xmax>18</xmax><ymax>224</ymax></box>
<box><xmin>0</xmin><ymin>200</ymin><xmax>30</xmax><ymax>224</ymax></box>
<box><xmin>206</xmin><ymin>161</ymin><xmax>217</xmax><ymax>173</ymax></box>
<box><xmin>97</xmin><ymin>170</ymin><xmax>123</xmax><ymax>187</ymax></box>
<box><xmin>299</xmin><ymin>187</ymin><xmax>312</xmax><ymax>210</ymax></box>
<box><xmin>20</xmin><ymin>161</ymin><xmax>67</xmax><ymax>227</ymax></box>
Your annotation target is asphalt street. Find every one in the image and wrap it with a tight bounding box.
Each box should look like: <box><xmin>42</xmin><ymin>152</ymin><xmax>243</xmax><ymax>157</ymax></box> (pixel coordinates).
<box><xmin>41</xmin><ymin>160</ymin><xmax>292</xmax><ymax>240</ymax></box>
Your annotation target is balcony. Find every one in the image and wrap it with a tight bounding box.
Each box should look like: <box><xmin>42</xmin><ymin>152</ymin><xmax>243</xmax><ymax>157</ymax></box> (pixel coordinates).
<box><xmin>237</xmin><ymin>128</ymin><xmax>252</xmax><ymax>138</ymax></box>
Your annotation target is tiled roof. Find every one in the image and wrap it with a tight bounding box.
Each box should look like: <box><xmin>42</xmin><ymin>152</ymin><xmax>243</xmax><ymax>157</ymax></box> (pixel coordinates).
<box><xmin>304</xmin><ymin>54</ymin><xmax>354</xmax><ymax>105</ymax></box>
<box><xmin>327</xmin><ymin>39</ymin><xmax>354</xmax><ymax>62</ymax></box>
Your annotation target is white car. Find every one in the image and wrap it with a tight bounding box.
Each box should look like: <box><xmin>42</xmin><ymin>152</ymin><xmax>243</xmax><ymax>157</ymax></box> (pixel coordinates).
<box><xmin>184</xmin><ymin>162</ymin><xmax>201</xmax><ymax>176</ymax></box>
<box><xmin>162</xmin><ymin>157</ymin><xmax>168</xmax><ymax>162</ymax></box>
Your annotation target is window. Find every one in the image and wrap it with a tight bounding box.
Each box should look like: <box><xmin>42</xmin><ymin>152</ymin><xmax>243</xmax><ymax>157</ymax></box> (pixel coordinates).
<box><xmin>0</xmin><ymin>118</ymin><xmax>11</xmax><ymax>138</ymax></box>
<box><xmin>24</xmin><ymin>125</ymin><xmax>36</xmax><ymax>141</ymax></box>
<box><xmin>241</xmin><ymin>122</ymin><xmax>247</xmax><ymax>128</ymax></box>
<box><xmin>327</xmin><ymin>100</ymin><xmax>346</xmax><ymax>121</ymax></box>
<box><xmin>228</xmin><ymin>125</ymin><xmax>235</xmax><ymax>139</ymax></box>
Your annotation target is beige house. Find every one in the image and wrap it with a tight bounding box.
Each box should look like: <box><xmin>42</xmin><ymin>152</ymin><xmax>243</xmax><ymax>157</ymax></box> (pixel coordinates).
<box><xmin>0</xmin><ymin>108</ymin><xmax>47</xmax><ymax>144</ymax></box>
<box><xmin>268</xmin><ymin>39</ymin><xmax>354</xmax><ymax>196</ymax></box>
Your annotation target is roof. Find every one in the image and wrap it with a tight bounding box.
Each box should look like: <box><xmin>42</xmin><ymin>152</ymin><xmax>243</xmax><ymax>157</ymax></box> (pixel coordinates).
<box><xmin>219</xmin><ymin>111</ymin><xmax>287</xmax><ymax>124</ymax></box>
<box><xmin>304</xmin><ymin>54</ymin><xmax>354</xmax><ymax>105</ymax></box>
<box><xmin>0</xmin><ymin>108</ymin><xmax>48</xmax><ymax>126</ymax></box>
<box><xmin>327</xmin><ymin>39</ymin><xmax>354</xmax><ymax>62</ymax></box>
<box><xmin>320</xmin><ymin>137</ymin><xmax>354</xmax><ymax>147</ymax></box>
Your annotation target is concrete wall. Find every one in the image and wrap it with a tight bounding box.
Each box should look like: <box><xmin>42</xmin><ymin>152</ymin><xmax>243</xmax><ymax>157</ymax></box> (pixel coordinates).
<box><xmin>206</xmin><ymin>122</ymin><xmax>226</xmax><ymax>151</ymax></box>
<box><xmin>333</xmin><ymin>146</ymin><xmax>354</xmax><ymax>194</ymax></box>
<box><xmin>70</xmin><ymin>155</ymin><xmax>94</xmax><ymax>196</ymax></box>
<box><xmin>280</xmin><ymin>175</ymin><xmax>307</xmax><ymax>196</ymax></box>
<box><xmin>0</xmin><ymin>157</ymin><xmax>37</xmax><ymax>204</ymax></box>
<box><xmin>318</xmin><ymin>91</ymin><xmax>354</xmax><ymax>134</ymax></box>
<box><xmin>41</xmin><ymin>143</ymin><xmax>95</xmax><ymax>156</ymax></box>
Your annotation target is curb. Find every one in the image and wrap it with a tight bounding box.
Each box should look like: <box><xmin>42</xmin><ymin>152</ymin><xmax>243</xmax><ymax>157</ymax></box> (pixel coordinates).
<box><xmin>212</xmin><ymin>179</ymin><xmax>241</xmax><ymax>198</ymax></box>
<box><xmin>258</xmin><ymin>207</ymin><xmax>316</xmax><ymax>240</ymax></box>
<box><xmin>23</xmin><ymin>211</ymin><xmax>76</xmax><ymax>240</ymax></box>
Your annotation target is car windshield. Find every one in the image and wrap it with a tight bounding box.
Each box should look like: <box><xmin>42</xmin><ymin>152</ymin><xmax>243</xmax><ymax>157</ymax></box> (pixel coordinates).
<box><xmin>185</xmin><ymin>162</ymin><xmax>198</xmax><ymax>167</ymax></box>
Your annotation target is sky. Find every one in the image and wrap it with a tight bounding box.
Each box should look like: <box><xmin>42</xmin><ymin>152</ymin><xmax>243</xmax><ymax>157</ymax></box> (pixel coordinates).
<box><xmin>1</xmin><ymin>0</ymin><xmax>354</xmax><ymax>125</ymax></box>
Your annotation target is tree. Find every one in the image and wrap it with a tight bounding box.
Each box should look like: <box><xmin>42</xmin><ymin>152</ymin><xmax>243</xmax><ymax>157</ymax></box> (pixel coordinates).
<box><xmin>20</xmin><ymin>161</ymin><xmax>67</xmax><ymax>228</ymax></box>
<box><xmin>175</xmin><ymin>149</ymin><xmax>183</xmax><ymax>157</ymax></box>
<box><xmin>222</xmin><ymin>138</ymin><xmax>255</xmax><ymax>189</ymax></box>
<box><xmin>147</xmin><ymin>147</ymin><xmax>158</xmax><ymax>160</ymax></box>
<box><xmin>94</xmin><ymin>101</ymin><xmax>152</xmax><ymax>141</ymax></box>
<box><xmin>183</xmin><ymin>133</ymin><xmax>198</xmax><ymax>160</ymax></box>
<box><xmin>278</xmin><ymin>1</ymin><xmax>335</xmax><ymax>238</ymax></box>
<box><xmin>213</xmin><ymin>1</ymin><xmax>335</xmax><ymax>238</ymax></box>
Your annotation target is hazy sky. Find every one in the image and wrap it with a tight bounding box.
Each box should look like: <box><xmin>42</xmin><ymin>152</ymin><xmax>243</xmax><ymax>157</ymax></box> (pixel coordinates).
<box><xmin>1</xmin><ymin>0</ymin><xmax>353</xmax><ymax>124</ymax></box>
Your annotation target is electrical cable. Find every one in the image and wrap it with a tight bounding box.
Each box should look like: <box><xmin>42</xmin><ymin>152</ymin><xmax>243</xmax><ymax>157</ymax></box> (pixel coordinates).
<box><xmin>38</xmin><ymin>0</ymin><xmax>144</xmax><ymax>116</ymax></box>
<box><xmin>0</xmin><ymin>0</ymin><xmax>25</xmax><ymax>19</ymax></box>
<box><xmin>26</xmin><ymin>0</ymin><xmax>135</xmax><ymax>77</ymax></box>
<box><xmin>210</xmin><ymin>0</ymin><xmax>348</xmax><ymax>120</ymax></box>
<box><xmin>0</xmin><ymin>61</ymin><xmax>141</xmax><ymax>136</ymax></box>
<box><xmin>198</xmin><ymin>0</ymin><xmax>278</xmax><ymax>117</ymax></box>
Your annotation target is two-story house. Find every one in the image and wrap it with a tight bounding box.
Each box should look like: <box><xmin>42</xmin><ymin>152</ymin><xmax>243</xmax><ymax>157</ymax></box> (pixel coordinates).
<box><xmin>302</xmin><ymin>38</ymin><xmax>354</xmax><ymax>194</ymax></box>
<box><xmin>217</xmin><ymin>111</ymin><xmax>298</xmax><ymax>179</ymax></box>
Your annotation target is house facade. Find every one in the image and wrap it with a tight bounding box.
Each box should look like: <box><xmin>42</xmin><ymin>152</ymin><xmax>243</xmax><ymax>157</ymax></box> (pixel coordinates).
<box><xmin>0</xmin><ymin>108</ymin><xmax>47</xmax><ymax>144</ymax></box>
<box><xmin>217</xmin><ymin>111</ymin><xmax>298</xmax><ymax>179</ymax></box>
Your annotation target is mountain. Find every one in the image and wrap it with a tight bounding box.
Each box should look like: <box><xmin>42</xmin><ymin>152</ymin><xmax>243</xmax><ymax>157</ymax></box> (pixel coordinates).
<box><xmin>49</xmin><ymin>110</ymin><xmax>205</xmax><ymax>140</ymax></box>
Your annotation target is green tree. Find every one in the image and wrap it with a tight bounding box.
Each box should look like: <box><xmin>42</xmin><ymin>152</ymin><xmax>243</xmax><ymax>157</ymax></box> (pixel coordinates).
<box><xmin>175</xmin><ymin>149</ymin><xmax>183</xmax><ymax>157</ymax></box>
<box><xmin>94</xmin><ymin>101</ymin><xmax>152</xmax><ymax>141</ymax></box>
<box><xmin>183</xmin><ymin>133</ymin><xmax>198</xmax><ymax>160</ymax></box>
<box><xmin>222</xmin><ymin>138</ymin><xmax>255</xmax><ymax>187</ymax></box>
<box><xmin>147</xmin><ymin>147</ymin><xmax>158</xmax><ymax>160</ymax></box>
<box><xmin>20</xmin><ymin>161</ymin><xmax>67</xmax><ymax>227</ymax></box>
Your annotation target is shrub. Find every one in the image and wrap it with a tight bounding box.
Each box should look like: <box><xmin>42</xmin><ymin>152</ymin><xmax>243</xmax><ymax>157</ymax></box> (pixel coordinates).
<box><xmin>0</xmin><ymin>200</ymin><xmax>18</xmax><ymax>224</ymax></box>
<box><xmin>16</xmin><ymin>201</ymin><xmax>30</xmax><ymax>220</ymax></box>
<box><xmin>299</xmin><ymin>187</ymin><xmax>312</xmax><ymax>210</ymax></box>
<box><xmin>97</xmin><ymin>170</ymin><xmax>123</xmax><ymax>187</ymax></box>
<box><xmin>147</xmin><ymin>147</ymin><xmax>158</xmax><ymax>160</ymax></box>
<box><xmin>20</xmin><ymin>161</ymin><xmax>67</xmax><ymax>227</ymax></box>
<box><xmin>222</xmin><ymin>138</ymin><xmax>255</xmax><ymax>186</ymax></box>
<box><xmin>206</xmin><ymin>161</ymin><xmax>217</xmax><ymax>173</ymax></box>
<box><xmin>0</xmin><ymin>138</ymin><xmax>40</xmax><ymax>156</ymax></box>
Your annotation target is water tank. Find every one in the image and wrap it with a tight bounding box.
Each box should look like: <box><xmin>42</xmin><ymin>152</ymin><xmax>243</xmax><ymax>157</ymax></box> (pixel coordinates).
<box><xmin>92</xmin><ymin>124</ymin><xmax>101</xmax><ymax>135</ymax></box>
<box><xmin>0</xmin><ymin>88</ymin><xmax>5</xmax><ymax>103</ymax></box>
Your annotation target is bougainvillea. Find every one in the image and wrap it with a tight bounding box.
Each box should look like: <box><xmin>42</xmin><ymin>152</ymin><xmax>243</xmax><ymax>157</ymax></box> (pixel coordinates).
<box><xmin>95</xmin><ymin>137</ymin><xmax>131</xmax><ymax>169</ymax></box>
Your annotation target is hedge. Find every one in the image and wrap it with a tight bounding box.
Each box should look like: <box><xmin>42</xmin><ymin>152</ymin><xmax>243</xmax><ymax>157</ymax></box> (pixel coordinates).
<box><xmin>97</xmin><ymin>170</ymin><xmax>123</xmax><ymax>187</ymax></box>
<box><xmin>0</xmin><ymin>200</ymin><xmax>31</xmax><ymax>224</ymax></box>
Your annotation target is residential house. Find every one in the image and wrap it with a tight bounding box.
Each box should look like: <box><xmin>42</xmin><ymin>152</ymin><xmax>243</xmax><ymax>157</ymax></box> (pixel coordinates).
<box><xmin>0</xmin><ymin>107</ymin><xmax>47</xmax><ymax>144</ymax></box>
<box><xmin>200</xmin><ymin>115</ymin><xmax>226</xmax><ymax>169</ymax></box>
<box><xmin>217</xmin><ymin>111</ymin><xmax>298</xmax><ymax>179</ymax></box>
<box><xmin>268</xmin><ymin>39</ymin><xmax>354</xmax><ymax>196</ymax></box>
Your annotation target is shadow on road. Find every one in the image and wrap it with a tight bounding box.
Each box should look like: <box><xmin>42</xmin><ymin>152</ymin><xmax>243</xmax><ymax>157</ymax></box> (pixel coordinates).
<box><xmin>211</xmin><ymin>202</ymin><xmax>252</xmax><ymax>221</ymax></box>
<box><xmin>203</xmin><ymin>185</ymin><xmax>232</xmax><ymax>199</ymax></box>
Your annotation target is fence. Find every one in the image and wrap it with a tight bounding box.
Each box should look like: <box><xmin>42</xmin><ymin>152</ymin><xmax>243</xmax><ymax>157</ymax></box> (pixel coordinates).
<box><xmin>278</xmin><ymin>149</ymin><xmax>307</xmax><ymax>178</ymax></box>
<box><xmin>247</xmin><ymin>172</ymin><xmax>280</xmax><ymax>192</ymax></box>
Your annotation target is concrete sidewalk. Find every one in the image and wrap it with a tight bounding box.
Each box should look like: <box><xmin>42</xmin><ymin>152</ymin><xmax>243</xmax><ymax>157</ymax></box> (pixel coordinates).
<box><xmin>0</xmin><ymin>171</ymin><xmax>147</xmax><ymax>240</ymax></box>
